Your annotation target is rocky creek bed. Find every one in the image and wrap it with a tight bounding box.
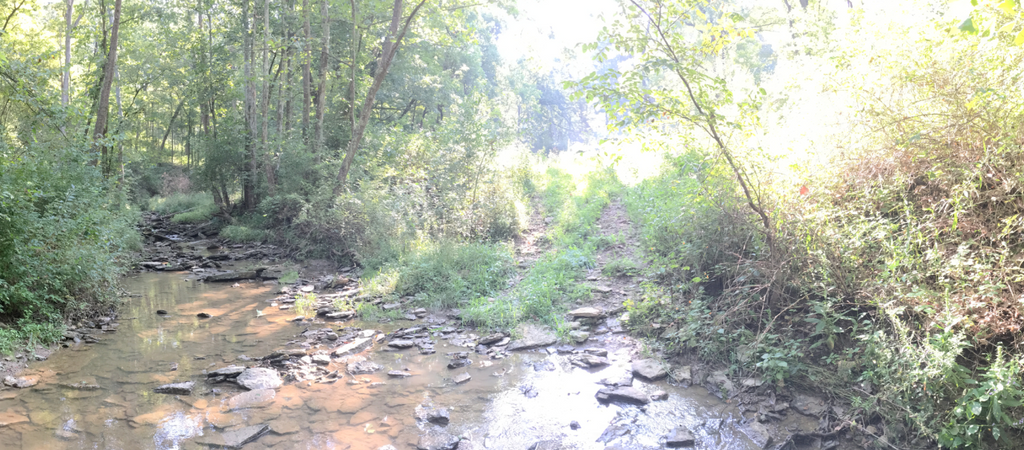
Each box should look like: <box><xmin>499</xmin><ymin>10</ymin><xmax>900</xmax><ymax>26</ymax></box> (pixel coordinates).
<box><xmin>0</xmin><ymin>216</ymin><xmax>855</xmax><ymax>449</ymax></box>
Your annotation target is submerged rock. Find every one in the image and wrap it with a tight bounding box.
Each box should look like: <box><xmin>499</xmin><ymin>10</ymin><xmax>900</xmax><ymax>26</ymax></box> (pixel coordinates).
<box><xmin>3</xmin><ymin>376</ymin><xmax>37</xmax><ymax>389</ymax></box>
<box><xmin>665</xmin><ymin>426</ymin><xmax>696</xmax><ymax>447</ymax></box>
<box><xmin>453</xmin><ymin>373</ymin><xmax>471</xmax><ymax>384</ymax></box>
<box><xmin>235</xmin><ymin>368</ymin><xmax>283</xmax><ymax>390</ymax></box>
<box><xmin>791</xmin><ymin>393</ymin><xmax>828</xmax><ymax>417</ymax></box>
<box><xmin>332</xmin><ymin>337</ymin><xmax>373</xmax><ymax>356</ymax></box>
<box><xmin>417</xmin><ymin>428</ymin><xmax>460</xmax><ymax>450</ymax></box>
<box><xmin>195</xmin><ymin>424</ymin><xmax>269</xmax><ymax>449</ymax></box>
<box><xmin>347</xmin><ymin>360</ymin><xmax>383</xmax><ymax>375</ymax></box>
<box><xmin>153</xmin><ymin>381</ymin><xmax>194</xmax><ymax>395</ymax></box>
<box><xmin>415</xmin><ymin>404</ymin><xmax>450</xmax><ymax>425</ymax></box>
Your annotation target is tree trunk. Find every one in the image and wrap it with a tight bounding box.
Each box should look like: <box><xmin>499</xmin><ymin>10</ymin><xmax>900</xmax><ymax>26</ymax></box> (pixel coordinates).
<box><xmin>159</xmin><ymin>98</ymin><xmax>185</xmax><ymax>154</ymax></box>
<box><xmin>242</xmin><ymin>0</ymin><xmax>258</xmax><ymax>210</ymax></box>
<box><xmin>62</xmin><ymin>0</ymin><xmax>87</xmax><ymax>110</ymax></box>
<box><xmin>302</xmin><ymin>0</ymin><xmax>312</xmax><ymax>142</ymax></box>
<box><xmin>91</xmin><ymin>0</ymin><xmax>121</xmax><ymax>172</ymax></box>
<box><xmin>334</xmin><ymin>0</ymin><xmax>426</xmax><ymax>195</ymax></box>
<box><xmin>313</xmin><ymin>0</ymin><xmax>330</xmax><ymax>157</ymax></box>
<box><xmin>262</xmin><ymin>0</ymin><xmax>275</xmax><ymax>195</ymax></box>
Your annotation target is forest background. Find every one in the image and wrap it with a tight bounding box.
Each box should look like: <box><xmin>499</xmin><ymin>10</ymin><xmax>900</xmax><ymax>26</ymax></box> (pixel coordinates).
<box><xmin>4</xmin><ymin>0</ymin><xmax>1024</xmax><ymax>447</ymax></box>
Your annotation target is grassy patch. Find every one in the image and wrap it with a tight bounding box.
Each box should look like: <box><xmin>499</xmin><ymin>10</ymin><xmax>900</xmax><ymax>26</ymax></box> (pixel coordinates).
<box><xmin>221</xmin><ymin>225</ymin><xmax>267</xmax><ymax>243</ymax></box>
<box><xmin>171</xmin><ymin>203</ymin><xmax>219</xmax><ymax>224</ymax></box>
<box><xmin>356</xmin><ymin>303</ymin><xmax>402</xmax><ymax>322</ymax></box>
<box><xmin>148</xmin><ymin>192</ymin><xmax>214</xmax><ymax>215</ymax></box>
<box><xmin>462</xmin><ymin>166</ymin><xmax>624</xmax><ymax>331</ymax></box>
<box><xmin>360</xmin><ymin>241</ymin><xmax>516</xmax><ymax>309</ymax></box>
<box><xmin>278</xmin><ymin>270</ymin><xmax>299</xmax><ymax>284</ymax></box>
<box><xmin>602</xmin><ymin>257</ymin><xmax>639</xmax><ymax>277</ymax></box>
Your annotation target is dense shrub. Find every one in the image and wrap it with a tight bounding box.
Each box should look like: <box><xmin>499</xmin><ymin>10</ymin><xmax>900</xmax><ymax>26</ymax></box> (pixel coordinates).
<box><xmin>0</xmin><ymin>145</ymin><xmax>140</xmax><ymax>333</ymax></box>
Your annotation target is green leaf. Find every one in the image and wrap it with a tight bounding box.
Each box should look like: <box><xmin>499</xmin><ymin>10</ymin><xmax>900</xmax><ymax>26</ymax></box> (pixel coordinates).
<box><xmin>993</xmin><ymin>427</ymin><xmax>1002</xmax><ymax>441</ymax></box>
<box><xmin>960</xmin><ymin>17</ymin><xmax>978</xmax><ymax>34</ymax></box>
<box><xmin>998</xmin><ymin>0</ymin><xmax>1017</xmax><ymax>14</ymax></box>
<box><xmin>1014</xmin><ymin>30</ymin><xmax>1024</xmax><ymax>46</ymax></box>
<box><xmin>967</xmin><ymin>424</ymin><xmax>980</xmax><ymax>435</ymax></box>
<box><xmin>971</xmin><ymin>402</ymin><xmax>983</xmax><ymax>416</ymax></box>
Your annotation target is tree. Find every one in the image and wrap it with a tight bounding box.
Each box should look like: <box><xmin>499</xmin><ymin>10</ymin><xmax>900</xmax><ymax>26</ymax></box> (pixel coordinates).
<box><xmin>334</xmin><ymin>0</ymin><xmax>427</xmax><ymax>194</ymax></box>
<box><xmin>92</xmin><ymin>0</ymin><xmax>122</xmax><ymax>174</ymax></box>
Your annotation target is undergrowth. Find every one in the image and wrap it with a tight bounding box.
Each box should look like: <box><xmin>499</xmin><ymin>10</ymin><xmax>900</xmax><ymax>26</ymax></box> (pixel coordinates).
<box><xmin>462</xmin><ymin>166</ymin><xmax>623</xmax><ymax>331</ymax></box>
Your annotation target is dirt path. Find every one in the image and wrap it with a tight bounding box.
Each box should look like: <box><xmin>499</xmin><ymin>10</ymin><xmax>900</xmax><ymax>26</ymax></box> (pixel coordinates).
<box><xmin>581</xmin><ymin>197</ymin><xmax>645</xmax><ymax>315</ymax></box>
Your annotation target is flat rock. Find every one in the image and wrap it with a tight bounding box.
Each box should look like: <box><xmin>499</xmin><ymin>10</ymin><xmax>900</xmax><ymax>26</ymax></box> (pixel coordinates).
<box><xmin>203</xmin><ymin>271</ymin><xmax>259</xmax><ymax>282</ymax></box>
<box><xmin>569</xmin><ymin>307</ymin><xmax>603</xmax><ymax>318</ymax></box>
<box><xmin>569</xmin><ymin>353</ymin><xmax>609</xmax><ymax>368</ymax></box>
<box><xmin>417</xmin><ymin>428</ymin><xmax>460</xmax><ymax>450</ymax></box>
<box><xmin>632</xmin><ymin>359</ymin><xmax>667</xmax><ymax>380</ymax></box>
<box><xmin>599</xmin><ymin>372</ymin><xmax>633</xmax><ymax>387</ymax></box>
<box><xmin>0</xmin><ymin>410</ymin><xmax>29</xmax><ymax>427</ymax></box>
<box><xmin>153</xmin><ymin>381</ymin><xmax>194</xmax><ymax>395</ymax></box>
<box><xmin>227</xmin><ymin>389</ymin><xmax>276</xmax><ymax>410</ymax></box>
<box><xmin>478</xmin><ymin>333</ymin><xmax>505</xmax><ymax>345</ymax></box>
<box><xmin>195</xmin><ymin>424</ymin><xmax>269</xmax><ymax>448</ymax></box>
<box><xmin>207</xmin><ymin>365</ymin><xmax>246</xmax><ymax>378</ymax></box>
<box><xmin>388</xmin><ymin>339</ymin><xmax>416</xmax><ymax>349</ymax></box>
<box><xmin>791</xmin><ymin>393</ymin><xmax>828</xmax><ymax>417</ymax></box>
<box><xmin>665</xmin><ymin>426</ymin><xmax>695</xmax><ymax>447</ymax></box>
<box><xmin>388</xmin><ymin>370</ymin><xmax>412</xmax><ymax>378</ymax></box>
<box><xmin>236</xmin><ymin>368</ymin><xmax>282</xmax><ymax>390</ymax></box>
<box><xmin>528</xmin><ymin>440</ymin><xmax>564</xmax><ymax>450</ymax></box>
<box><xmin>507</xmin><ymin>323</ymin><xmax>557</xmax><ymax>351</ymax></box>
<box><xmin>332</xmin><ymin>337</ymin><xmax>373</xmax><ymax>356</ymax></box>
<box><xmin>415</xmin><ymin>404</ymin><xmax>450</xmax><ymax>425</ymax></box>
<box><xmin>453</xmin><ymin>373</ymin><xmax>471</xmax><ymax>384</ymax></box>
<box><xmin>3</xmin><ymin>376</ymin><xmax>37</xmax><ymax>389</ymax></box>
<box><xmin>347</xmin><ymin>360</ymin><xmax>382</xmax><ymax>375</ymax></box>
<box><xmin>595</xmin><ymin>386</ymin><xmax>650</xmax><ymax>405</ymax></box>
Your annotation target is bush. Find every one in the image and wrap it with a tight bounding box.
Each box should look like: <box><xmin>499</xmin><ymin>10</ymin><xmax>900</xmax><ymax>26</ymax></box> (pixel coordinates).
<box><xmin>0</xmin><ymin>144</ymin><xmax>139</xmax><ymax>341</ymax></box>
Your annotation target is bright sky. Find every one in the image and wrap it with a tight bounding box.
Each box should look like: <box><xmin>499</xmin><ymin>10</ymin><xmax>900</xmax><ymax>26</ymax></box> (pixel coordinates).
<box><xmin>493</xmin><ymin>0</ymin><xmax>619</xmax><ymax>75</ymax></box>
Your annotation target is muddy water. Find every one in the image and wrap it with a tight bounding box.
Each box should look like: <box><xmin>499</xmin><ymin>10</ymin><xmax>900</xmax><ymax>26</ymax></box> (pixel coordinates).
<box><xmin>0</xmin><ymin>272</ymin><xmax>770</xmax><ymax>450</ymax></box>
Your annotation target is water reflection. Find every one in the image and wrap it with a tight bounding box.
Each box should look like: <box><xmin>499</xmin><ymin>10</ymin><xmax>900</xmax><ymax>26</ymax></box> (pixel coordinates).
<box><xmin>0</xmin><ymin>272</ymin><xmax>776</xmax><ymax>449</ymax></box>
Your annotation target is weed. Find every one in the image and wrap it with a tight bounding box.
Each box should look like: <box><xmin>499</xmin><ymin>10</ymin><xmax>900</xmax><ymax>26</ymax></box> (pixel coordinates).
<box><xmin>294</xmin><ymin>293</ymin><xmax>317</xmax><ymax>317</ymax></box>
<box><xmin>278</xmin><ymin>270</ymin><xmax>299</xmax><ymax>284</ymax></box>
<box><xmin>602</xmin><ymin>257</ymin><xmax>640</xmax><ymax>277</ymax></box>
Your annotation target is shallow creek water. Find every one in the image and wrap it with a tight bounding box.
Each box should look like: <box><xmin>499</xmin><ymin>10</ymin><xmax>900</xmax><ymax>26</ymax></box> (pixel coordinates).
<box><xmin>0</xmin><ymin>272</ymin><xmax>777</xmax><ymax>450</ymax></box>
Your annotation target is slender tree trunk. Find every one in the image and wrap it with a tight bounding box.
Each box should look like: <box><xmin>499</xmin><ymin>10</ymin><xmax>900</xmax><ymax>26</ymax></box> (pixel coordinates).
<box><xmin>91</xmin><ymin>0</ymin><xmax>121</xmax><ymax>173</ymax></box>
<box><xmin>302</xmin><ymin>0</ymin><xmax>312</xmax><ymax>142</ymax></box>
<box><xmin>115</xmin><ymin>64</ymin><xmax>124</xmax><ymax>182</ymax></box>
<box><xmin>62</xmin><ymin>0</ymin><xmax>88</xmax><ymax>112</ymax></box>
<box><xmin>349</xmin><ymin>0</ymin><xmax>358</xmax><ymax>134</ymax></box>
<box><xmin>243</xmin><ymin>0</ymin><xmax>259</xmax><ymax>210</ymax></box>
<box><xmin>262</xmin><ymin>0</ymin><xmax>276</xmax><ymax>195</ymax></box>
<box><xmin>334</xmin><ymin>0</ymin><xmax>426</xmax><ymax>194</ymax></box>
<box><xmin>313</xmin><ymin>0</ymin><xmax>330</xmax><ymax>158</ymax></box>
<box><xmin>160</xmin><ymin>98</ymin><xmax>186</xmax><ymax>154</ymax></box>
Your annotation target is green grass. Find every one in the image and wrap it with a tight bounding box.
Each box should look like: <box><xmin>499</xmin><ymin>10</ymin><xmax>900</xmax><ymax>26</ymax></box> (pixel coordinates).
<box><xmin>221</xmin><ymin>225</ymin><xmax>267</xmax><ymax>243</ymax></box>
<box><xmin>360</xmin><ymin>241</ymin><xmax>516</xmax><ymax>309</ymax></box>
<box><xmin>171</xmin><ymin>202</ymin><xmax>219</xmax><ymax>224</ymax></box>
<box><xmin>602</xmin><ymin>257</ymin><xmax>640</xmax><ymax>277</ymax></box>
<box><xmin>356</xmin><ymin>303</ymin><xmax>402</xmax><ymax>322</ymax></box>
<box><xmin>278</xmin><ymin>270</ymin><xmax>299</xmax><ymax>284</ymax></box>
<box><xmin>461</xmin><ymin>166</ymin><xmax>624</xmax><ymax>331</ymax></box>
<box><xmin>148</xmin><ymin>192</ymin><xmax>214</xmax><ymax>215</ymax></box>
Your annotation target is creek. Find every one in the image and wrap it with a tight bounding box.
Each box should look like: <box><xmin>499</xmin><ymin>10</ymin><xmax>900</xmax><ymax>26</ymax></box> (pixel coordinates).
<box><xmin>0</xmin><ymin>271</ymin><xmax>801</xmax><ymax>450</ymax></box>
